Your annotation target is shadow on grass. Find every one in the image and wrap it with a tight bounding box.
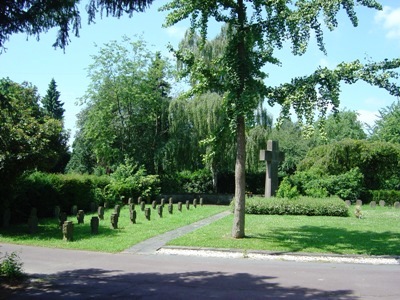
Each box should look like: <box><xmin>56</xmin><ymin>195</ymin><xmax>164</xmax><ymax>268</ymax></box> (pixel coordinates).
<box><xmin>250</xmin><ymin>226</ymin><xmax>400</xmax><ymax>256</ymax></box>
<box><xmin>2</xmin><ymin>268</ymin><xmax>358</xmax><ymax>300</ymax></box>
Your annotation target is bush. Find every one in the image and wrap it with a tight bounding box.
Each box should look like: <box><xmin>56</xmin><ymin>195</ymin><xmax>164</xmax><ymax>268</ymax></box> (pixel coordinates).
<box><xmin>285</xmin><ymin>168</ymin><xmax>364</xmax><ymax>200</ymax></box>
<box><xmin>244</xmin><ymin>196</ymin><xmax>349</xmax><ymax>217</ymax></box>
<box><xmin>160</xmin><ymin>169</ymin><xmax>213</xmax><ymax>194</ymax></box>
<box><xmin>0</xmin><ymin>252</ymin><xmax>24</xmax><ymax>281</ymax></box>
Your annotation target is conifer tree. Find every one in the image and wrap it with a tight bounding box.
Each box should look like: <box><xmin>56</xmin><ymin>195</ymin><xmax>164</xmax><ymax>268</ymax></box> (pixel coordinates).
<box><xmin>42</xmin><ymin>78</ymin><xmax>65</xmax><ymax>120</ymax></box>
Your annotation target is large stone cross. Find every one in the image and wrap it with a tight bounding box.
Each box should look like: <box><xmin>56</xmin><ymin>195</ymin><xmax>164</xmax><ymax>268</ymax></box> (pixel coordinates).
<box><xmin>260</xmin><ymin>140</ymin><xmax>284</xmax><ymax>198</ymax></box>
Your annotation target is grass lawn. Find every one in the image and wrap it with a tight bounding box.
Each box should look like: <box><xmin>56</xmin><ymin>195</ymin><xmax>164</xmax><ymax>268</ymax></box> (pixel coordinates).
<box><xmin>0</xmin><ymin>205</ymin><xmax>228</xmax><ymax>253</ymax></box>
<box><xmin>168</xmin><ymin>205</ymin><xmax>400</xmax><ymax>256</ymax></box>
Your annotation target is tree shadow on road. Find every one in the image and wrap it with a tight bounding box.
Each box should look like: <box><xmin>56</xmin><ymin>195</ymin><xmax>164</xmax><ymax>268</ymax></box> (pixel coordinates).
<box><xmin>2</xmin><ymin>268</ymin><xmax>358</xmax><ymax>299</ymax></box>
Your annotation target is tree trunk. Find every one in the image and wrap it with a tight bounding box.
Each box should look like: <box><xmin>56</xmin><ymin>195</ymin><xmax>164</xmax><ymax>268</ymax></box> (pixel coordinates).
<box><xmin>232</xmin><ymin>114</ymin><xmax>246</xmax><ymax>238</ymax></box>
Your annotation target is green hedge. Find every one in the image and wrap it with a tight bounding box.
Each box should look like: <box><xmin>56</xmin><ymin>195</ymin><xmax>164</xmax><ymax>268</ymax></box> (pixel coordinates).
<box><xmin>370</xmin><ymin>190</ymin><xmax>400</xmax><ymax>206</ymax></box>
<box><xmin>242</xmin><ymin>196</ymin><xmax>349</xmax><ymax>217</ymax></box>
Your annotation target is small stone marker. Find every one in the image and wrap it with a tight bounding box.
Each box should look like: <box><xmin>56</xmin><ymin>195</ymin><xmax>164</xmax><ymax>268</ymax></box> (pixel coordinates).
<box><xmin>59</xmin><ymin>212</ymin><xmax>67</xmax><ymax>228</ymax></box>
<box><xmin>355</xmin><ymin>199</ymin><xmax>363</xmax><ymax>206</ymax></box>
<box><xmin>63</xmin><ymin>221</ymin><xmax>74</xmax><ymax>241</ymax></box>
<box><xmin>130</xmin><ymin>210</ymin><xmax>137</xmax><ymax>224</ymax></box>
<box><xmin>169</xmin><ymin>197</ymin><xmax>173</xmax><ymax>205</ymax></box>
<box><xmin>193</xmin><ymin>199</ymin><xmax>197</xmax><ymax>208</ymax></box>
<box><xmin>76</xmin><ymin>210</ymin><xmax>85</xmax><ymax>224</ymax></box>
<box><xmin>137</xmin><ymin>196</ymin><xmax>142</xmax><ymax>205</ymax></box>
<box><xmin>54</xmin><ymin>206</ymin><xmax>60</xmax><ymax>219</ymax></box>
<box><xmin>157</xmin><ymin>205</ymin><xmax>163</xmax><ymax>218</ymax></box>
<box><xmin>3</xmin><ymin>208</ymin><xmax>11</xmax><ymax>228</ymax></box>
<box><xmin>145</xmin><ymin>208</ymin><xmax>151</xmax><ymax>220</ymax></box>
<box><xmin>152</xmin><ymin>200</ymin><xmax>157</xmax><ymax>209</ymax></box>
<box><xmin>71</xmin><ymin>205</ymin><xmax>78</xmax><ymax>216</ymax></box>
<box><xmin>200</xmin><ymin>198</ymin><xmax>203</xmax><ymax>206</ymax></box>
<box><xmin>260</xmin><ymin>140</ymin><xmax>285</xmax><ymax>198</ymax></box>
<box><xmin>393</xmin><ymin>201</ymin><xmax>400</xmax><ymax>208</ymax></box>
<box><xmin>186</xmin><ymin>200</ymin><xmax>190</xmax><ymax>210</ymax></box>
<box><xmin>104</xmin><ymin>202</ymin><xmax>108</xmax><ymax>209</ymax></box>
<box><xmin>168</xmin><ymin>204</ymin><xmax>173</xmax><ymax>214</ymax></box>
<box><xmin>98</xmin><ymin>206</ymin><xmax>104</xmax><ymax>220</ymax></box>
<box><xmin>28</xmin><ymin>208</ymin><xmax>38</xmax><ymax>234</ymax></box>
<box><xmin>140</xmin><ymin>201</ymin><xmax>146</xmax><ymax>211</ymax></box>
<box><xmin>90</xmin><ymin>216</ymin><xmax>99</xmax><ymax>234</ymax></box>
<box><xmin>114</xmin><ymin>205</ymin><xmax>121</xmax><ymax>217</ymax></box>
<box><xmin>129</xmin><ymin>203</ymin><xmax>135</xmax><ymax>213</ymax></box>
<box><xmin>178</xmin><ymin>202</ymin><xmax>182</xmax><ymax>212</ymax></box>
<box><xmin>160</xmin><ymin>198</ymin><xmax>165</xmax><ymax>207</ymax></box>
<box><xmin>344</xmin><ymin>200</ymin><xmax>351</xmax><ymax>207</ymax></box>
<box><xmin>370</xmin><ymin>201</ymin><xmax>376</xmax><ymax>208</ymax></box>
<box><xmin>110</xmin><ymin>213</ymin><xmax>119</xmax><ymax>229</ymax></box>
<box><xmin>379</xmin><ymin>200</ymin><xmax>385</xmax><ymax>207</ymax></box>
<box><xmin>128</xmin><ymin>198</ymin><xmax>133</xmax><ymax>205</ymax></box>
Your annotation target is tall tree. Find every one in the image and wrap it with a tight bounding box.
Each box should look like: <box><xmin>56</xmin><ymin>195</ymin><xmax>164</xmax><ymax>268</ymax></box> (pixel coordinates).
<box><xmin>42</xmin><ymin>78</ymin><xmax>65</xmax><ymax>120</ymax></box>
<box><xmin>79</xmin><ymin>37</ymin><xmax>172</xmax><ymax>173</ymax></box>
<box><xmin>0</xmin><ymin>0</ymin><xmax>154</xmax><ymax>52</ymax></box>
<box><xmin>370</xmin><ymin>100</ymin><xmax>400</xmax><ymax>143</ymax></box>
<box><xmin>161</xmin><ymin>0</ymin><xmax>400</xmax><ymax>238</ymax></box>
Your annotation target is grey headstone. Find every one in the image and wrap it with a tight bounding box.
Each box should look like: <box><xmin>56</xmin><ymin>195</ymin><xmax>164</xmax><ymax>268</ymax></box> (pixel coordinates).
<box><xmin>76</xmin><ymin>210</ymin><xmax>85</xmax><ymax>224</ymax></box>
<box><xmin>344</xmin><ymin>200</ymin><xmax>351</xmax><ymax>207</ymax></box>
<box><xmin>355</xmin><ymin>199</ymin><xmax>362</xmax><ymax>206</ymax></box>
<box><xmin>145</xmin><ymin>208</ymin><xmax>151</xmax><ymax>220</ymax></box>
<box><xmin>370</xmin><ymin>201</ymin><xmax>376</xmax><ymax>208</ymax></box>
<box><xmin>379</xmin><ymin>200</ymin><xmax>385</xmax><ymax>207</ymax></box>
<box><xmin>110</xmin><ymin>213</ymin><xmax>118</xmax><ymax>229</ymax></box>
<box><xmin>98</xmin><ymin>206</ymin><xmax>104</xmax><ymax>220</ymax></box>
<box><xmin>63</xmin><ymin>221</ymin><xmax>74</xmax><ymax>241</ymax></box>
<box><xmin>90</xmin><ymin>216</ymin><xmax>99</xmax><ymax>234</ymax></box>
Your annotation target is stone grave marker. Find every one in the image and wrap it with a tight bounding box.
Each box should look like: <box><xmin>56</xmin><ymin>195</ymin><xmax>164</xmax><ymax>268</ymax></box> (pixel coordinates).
<box><xmin>128</xmin><ymin>198</ymin><xmax>133</xmax><ymax>205</ymax></box>
<box><xmin>157</xmin><ymin>205</ymin><xmax>163</xmax><ymax>218</ymax></box>
<box><xmin>137</xmin><ymin>196</ymin><xmax>142</xmax><ymax>205</ymax></box>
<box><xmin>160</xmin><ymin>198</ymin><xmax>165</xmax><ymax>207</ymax></box>
<box><xmin>54</xmin><ymin>206</ymin><xmax>60</xmax><ymax>219</ymax></box>
<box><xmin>344</xmin><ymin>200</ymin><xmax>351</xmax><ymax>207</ymax></box>
<box><xmin>114</xmin><ymin>204</ymin><xmax>121</xmax><ymax>217</ymax></box>
<box><xmin>169</xmin><ymin>197</ymin><xmax>173</xmax><ymax>205</ymax></box>
<box><xmin>71</xmin><ymin>205</ymin><xmax>78</xmax><ymax>216</ymax></box>
<box><xmin>140</xmin><ymin>201</ymin><xmax>146</xmax><ymax>211</ymax></box>
<box><xmin>91</xmin><ymin>216</ymin><xmax>99</xmax><ymax>234</ymax></box>
<box><xmin>28</xmin><ymin>208</ymin><xmax>38</xmax><ymax>234</ymax></box>
<box><xmin>76</xmin><ymin>210</ymin><xmax>85</xmax><ymax>224</ymax></box>
<box><xmin>152</xmin><ymin>200</ymin><xmax>157</xmax><ymax>209</ymax></box>
<box><xmin>59</xmin><ymin>212</ymin><xmax>67</xmax><ymax>228</ymax></box>
<box><xmin>379</xmin><ymin>200</ymin><xmax>385</xmax><ymax>207</ymax></box>
<box><xmin>129</xmin><ymin>203</ymin><xmax>135</xmax><ymax>213</ymax></box>
<box><xmin>3</xmin><ymin>208</ymin><xmax>11</xmax><ymax>228</ymax></box>
<box><xmin>110</xmin><ymin>213</ymin><xmax>118</xmax><ymax>229</ymax></box>
<box><xmin>355</xmin><ymin>199</ymin><xmax>362</xmax><ymax>206</ymax></box>
<box><xmin>104</xmin><ymin>202</ymin><xmax>108</xmax><ymax>209</ymax></box>
<box><xmin>168</xmin><ymin>204</ymin><xmax>173</xmax><ymax>214</ymax></box>
<box><xmin>98</xmin><ymin>206</ymin><xmax>104</xmax><ymax>220</ymax></box>
<box><xmin>130</xmin><ymin>210</ymin><xmax>137</xmax><ymax>224</ymax></box>
<box><xmin>193</xmin><ymin>199</ymin><xmax>197</xmax><ymax>208</ymax></box>
<box><xmin>186</xmin><ymin>200</ymin><xmax>190</xmax><ymax>210</ymax></box>
<box><xmin>145</xmin><ymin>208</ymin><xmax>151</xmax><ymax>220</ymax></box>
<box><xmin>260</xmin><ymin>140</ymin><xmax>285</xmax><ymax>198</ymax></box>
<box><xmin>178</xmin><ymin>202</ymin><xmax>182</xmax><ymax>212</ymax></box>
<box><xmin>63</xmin><ymin>221</ymin><xmax>74</xmax><ymax>241</ymax></box>
<box><xmin>370</xmin><ymin>201</ymin><xmax>376</xmax><ymax>208</ymax></box>
<box><xmin>394</xmin><ymin>201</ymin><xmax>400</xmax><ymax>209</ymax></box>
<box><xmin>200</xmin><ymin>198</ymin><xmax>203</xmax><ymax>206</ymax></box>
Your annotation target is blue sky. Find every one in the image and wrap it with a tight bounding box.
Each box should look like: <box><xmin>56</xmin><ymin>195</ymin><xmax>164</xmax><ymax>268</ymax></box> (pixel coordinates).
<box><xmin>1</xmin><ymin>0</ymin><xmax>399</xmax><ymax>146</ymax></box>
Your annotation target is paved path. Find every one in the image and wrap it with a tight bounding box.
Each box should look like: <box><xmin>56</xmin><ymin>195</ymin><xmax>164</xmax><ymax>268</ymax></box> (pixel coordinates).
<box><xmin>123</xmin><ymin>210</ymin><xmax>230</xmax><ymax>254</ymax></box>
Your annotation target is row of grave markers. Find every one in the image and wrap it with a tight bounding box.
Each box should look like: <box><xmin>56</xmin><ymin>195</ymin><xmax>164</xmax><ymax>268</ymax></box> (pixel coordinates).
<box><xmin>344</xmin><ymin>199</ymin><xmax>400</xmax><ymax>208</ymax></box>
<box><xmin>2</xmin><ymin>197</ymin><xmax>204</xmax><ymax>242</ymax></box>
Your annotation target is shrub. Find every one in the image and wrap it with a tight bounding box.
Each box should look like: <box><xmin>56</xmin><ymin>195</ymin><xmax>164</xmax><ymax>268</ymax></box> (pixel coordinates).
<box><xmin>244</xmin><ymin>196</ymin><xmax>349</xmax><ymax>217</ymax></box>
<box><xmin>276</xmin><ymin>177</ymin><xmax>300</xmax><ymax>199</ymax></box>
<box><xmin>0</xmin><ymin>252</ymin><xmax>24</xmax><ymax>281</ymax></box>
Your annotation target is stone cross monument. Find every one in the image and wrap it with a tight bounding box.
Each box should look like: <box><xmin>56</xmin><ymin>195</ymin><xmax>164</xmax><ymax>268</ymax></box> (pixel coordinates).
<box><xmin>260</xmin><ymin>140</ymin><xmax>284</xmax><ymax>198</ymax></box>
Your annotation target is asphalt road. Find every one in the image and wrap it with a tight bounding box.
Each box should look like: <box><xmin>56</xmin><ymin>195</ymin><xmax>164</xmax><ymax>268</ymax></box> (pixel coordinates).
<box><xmin>1</xmin><ymin>243</ymin><xmax>399</xmax><ymax>299</ymax></box>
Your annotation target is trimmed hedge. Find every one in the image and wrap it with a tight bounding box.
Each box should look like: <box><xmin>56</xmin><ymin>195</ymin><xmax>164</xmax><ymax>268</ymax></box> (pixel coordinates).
<box><xmin>243</xmin><ymin>196</ymin><xmax>349</xmax><ymax>217</ymax></box>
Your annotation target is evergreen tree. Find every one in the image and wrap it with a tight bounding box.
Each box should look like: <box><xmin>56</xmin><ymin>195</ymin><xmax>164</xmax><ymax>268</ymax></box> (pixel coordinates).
<box><xmin>42</xmin><ymin>78</ymin><xmax>65</xmax><ymax>120</ymax></box>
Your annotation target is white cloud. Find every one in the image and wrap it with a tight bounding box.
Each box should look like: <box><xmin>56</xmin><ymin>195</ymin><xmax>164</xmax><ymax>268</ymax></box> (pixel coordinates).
<box><xmin>164</xmin><ymin>25</ymin><xmax>187</xmax><ymax>40</ymax></box>
<box><xmin>375</xmin><ymin>6</ymin><xmax>400</xmax><ymax>40</ymax></box>
<box><xmin>356</xmin><ymin>109</ymin><xmax>379</xmax><ymax>129</ymax></box>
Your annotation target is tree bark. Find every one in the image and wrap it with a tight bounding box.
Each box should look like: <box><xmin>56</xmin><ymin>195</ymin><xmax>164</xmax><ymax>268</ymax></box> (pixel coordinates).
<box><xmin>232</xmin><ymin>114</ymin><xmax>246</xmax><ymax>238</ymax></box>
